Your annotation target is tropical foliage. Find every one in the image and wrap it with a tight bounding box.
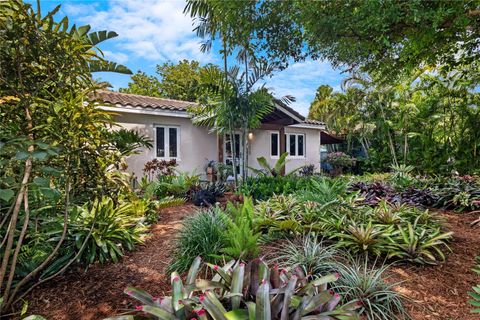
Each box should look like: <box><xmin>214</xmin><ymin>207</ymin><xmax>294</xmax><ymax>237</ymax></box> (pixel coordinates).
<box><xmin>112</xmin><ymin>257</ymin><xmax>362</xmax><ymax>320</ymax></box>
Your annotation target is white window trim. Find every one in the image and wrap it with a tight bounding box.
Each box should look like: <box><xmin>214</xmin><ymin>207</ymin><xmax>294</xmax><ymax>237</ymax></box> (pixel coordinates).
<box><xmin>270</xmin><ymin>131</ymin><xmax>280</xmax><ymax>159</ymax></box>
<box><xmin>285</xmin><ymin>133</ymin><xmax>306</xmax><ymax>159</ymax></box>
<box><xmin>154</xmin><ymin>125</ymin><xmax>180</xmax><ymax>160</ymax></box>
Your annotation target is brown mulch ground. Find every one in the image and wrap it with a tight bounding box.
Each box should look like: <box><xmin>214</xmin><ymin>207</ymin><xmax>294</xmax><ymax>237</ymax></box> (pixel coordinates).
<box><xmin>388</xmin><ymin>210</ymin><xmax>480</xmax><ymax>320</ymax></box>
<box><xmin>26</xmin><ymin>204</ymin><xmax>197</xmax><ymax>320</ymax></box>
<box><xmin>25</xmin><ymin>207</ymin><xmax>480</xmax><ymax>320</ymax></box>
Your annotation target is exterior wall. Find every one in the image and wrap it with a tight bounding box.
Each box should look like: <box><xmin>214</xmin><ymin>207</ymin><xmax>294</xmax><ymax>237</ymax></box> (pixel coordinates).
<box><xmin>247</xmin><ymin>127</ymin><xmax>321</xmax><ymax>174</ymax></box>
<box><xmin>112</xmin><ymin>111</ymin><xmax>321</xmax><ymax>178</ymax></box>
<box><xmin>284</xmin><ymin>126</ymin><xmax>321</xmax><ymax>173</ymax></box>
<box><xmin>112</xmin><ymin>112</ymin><xmax>218</xmax><ymax>179</ymax></box>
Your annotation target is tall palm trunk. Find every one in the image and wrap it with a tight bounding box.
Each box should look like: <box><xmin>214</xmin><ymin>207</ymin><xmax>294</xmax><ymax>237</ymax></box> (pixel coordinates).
<box><xmin>222</xmin><ymin>38</ymin><xmax>238</xmax><ymax>188</ymax></box>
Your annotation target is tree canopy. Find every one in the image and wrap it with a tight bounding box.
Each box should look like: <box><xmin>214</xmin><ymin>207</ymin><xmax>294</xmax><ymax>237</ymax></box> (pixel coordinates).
<box><xmin>194</xmin><ymin>0</ymin><xmax>480</xmax><ymax>82</ymax></box>
<box><xmin>120</xmin><ymin>59</ymin><xmax>221</xmax><ymax>101</ymax></box>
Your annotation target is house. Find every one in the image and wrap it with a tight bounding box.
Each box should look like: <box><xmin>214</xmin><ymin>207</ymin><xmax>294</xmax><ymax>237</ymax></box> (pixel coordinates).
<box><xmin>96</xmin><ymin>91</ymin><xmax>341</xmax><ymax>179</ymax></box>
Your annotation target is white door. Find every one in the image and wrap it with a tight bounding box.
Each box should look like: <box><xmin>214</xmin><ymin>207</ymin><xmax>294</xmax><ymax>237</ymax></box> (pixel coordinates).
<box><xmin>224</xmin><ymin>133</ymin><xmax>242</xmax><ymax>177</ymax></box>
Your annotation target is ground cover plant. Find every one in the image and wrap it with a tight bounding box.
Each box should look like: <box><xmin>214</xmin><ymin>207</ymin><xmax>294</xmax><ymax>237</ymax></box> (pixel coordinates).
<box><xmin>252</xmin><ymin>177</ymin><xmax>453</xmax><ymax>265</ymax></box>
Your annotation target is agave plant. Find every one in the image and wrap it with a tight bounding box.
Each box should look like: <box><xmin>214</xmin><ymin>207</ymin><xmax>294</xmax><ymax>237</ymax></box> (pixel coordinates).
<box><xmin>107</xmin><ymin>257</ymin><xmax>361</xmax><ymax>320</ymax></box>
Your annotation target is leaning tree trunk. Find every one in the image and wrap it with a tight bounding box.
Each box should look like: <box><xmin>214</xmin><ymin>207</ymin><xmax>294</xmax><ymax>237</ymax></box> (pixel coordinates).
<box><xmin>0</xmin><ymin>105</ymin><xmax>34</xmax><ymax>315</ymax></box>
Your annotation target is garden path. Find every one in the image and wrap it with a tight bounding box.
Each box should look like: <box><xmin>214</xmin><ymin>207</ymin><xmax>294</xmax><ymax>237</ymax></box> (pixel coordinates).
<box><xmin>26</xmin><ymin>204</ymin><xmax>197</xmax><ymax>320</ymax></box>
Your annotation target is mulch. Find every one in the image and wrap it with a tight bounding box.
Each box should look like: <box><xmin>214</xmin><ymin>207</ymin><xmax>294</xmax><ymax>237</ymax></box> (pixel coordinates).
<box><xmin>388</xmin><ymin>210</ymin><xmax>480</xmax><ymax>320</ymax></box>
<box><xmin>25</xmin><ymin>204</ymin><xmax>197</xmax><ymax>320</ymax></box>
<box><xmin>24</xmin><ymin>206</ymin><xmax>480</xmax><ymax>320</ymax></box>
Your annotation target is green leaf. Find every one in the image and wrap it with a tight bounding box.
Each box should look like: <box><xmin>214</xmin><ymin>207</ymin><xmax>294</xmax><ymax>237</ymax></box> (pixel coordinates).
<box><xmin>33</xmin><ymin>177</ymin><xmax>50</xmax><ymax>187</ymax></box>
<box><xmin>21</xmin><ymin>300</ymin><xmax>28</xmax><ymax>316</ymax></box>
<box><xmin>15</xmin><ymin>151</ymin><xmax>30</xmax><ymax>160</ymax></box>
<box><xmin>225</xmin><ymin>309</ymin><xmax>249</xmax><ymax>320</ymax></box>
<box><xmin>0</xmin><ymin>189</ymin><xmax>14</xmax><ymax>202</ymax></box>
<box><xmin>32</xmin><ymin>151</ymin><xmax>48</xmax><ymax>160</ymax></box>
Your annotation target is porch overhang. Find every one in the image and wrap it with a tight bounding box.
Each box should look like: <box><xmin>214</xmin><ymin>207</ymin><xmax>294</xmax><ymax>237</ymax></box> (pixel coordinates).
<box><xmin>321</xmin><ymin>131</ymin><xmax>343</xmax><ymax>144</ymax></box>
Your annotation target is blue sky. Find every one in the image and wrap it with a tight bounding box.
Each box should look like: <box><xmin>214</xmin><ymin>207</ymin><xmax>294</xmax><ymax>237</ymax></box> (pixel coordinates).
<box><xmin>36</xmin><ymin>0</ymin><xmax>345</xmax><ymax>116</ymax></box>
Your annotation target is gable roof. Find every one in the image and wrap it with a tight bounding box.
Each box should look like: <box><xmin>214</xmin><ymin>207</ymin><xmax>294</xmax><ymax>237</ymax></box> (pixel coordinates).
<box><xmin>95</xmin><ymin>90</ymin><xmax>325</xmax><ymax>127</ymax></box>
<box><xmin>94</xmin><ymin>90</ymin><xmax>195</xmax><ymax>111</ymax></box>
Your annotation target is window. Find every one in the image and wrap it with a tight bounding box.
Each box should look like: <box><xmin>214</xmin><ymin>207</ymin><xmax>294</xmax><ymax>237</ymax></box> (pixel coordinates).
<box><xmin>285</xmin><ymin>133</ymin><xmax>305</xmax><ymax>157</ymax></box>
<box><xmin>155</xmin><ymin>126</ymin><xmax>179</xmax><ymax>158</ymax></box>
<box><xmin>270</xmin><ymin>132</ymin><xmax>279</xmax><ymax>157</ymax></box>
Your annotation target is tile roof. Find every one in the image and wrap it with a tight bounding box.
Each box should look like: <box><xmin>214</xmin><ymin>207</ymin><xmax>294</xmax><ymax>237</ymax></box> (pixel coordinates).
<box><xmin>94</xmin><ymin>90</ymin><xmax>195</xmax><ymax>111</ymax></box>
<box><xmin>303</xmin><ymin>118</ymin><xmax>326</xmax><ymax>126</ymax></box>
<box><xmin>95</xmin><ymin>90</ymin><xmax>325</xmax><ymax>126</ymax></box>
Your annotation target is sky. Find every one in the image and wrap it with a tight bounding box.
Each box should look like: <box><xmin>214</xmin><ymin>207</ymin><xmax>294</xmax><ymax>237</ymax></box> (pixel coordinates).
<box><xmin>35</xmin><ymin>0</ymin><xmax>345</xmax><ymax>116</ymax></box>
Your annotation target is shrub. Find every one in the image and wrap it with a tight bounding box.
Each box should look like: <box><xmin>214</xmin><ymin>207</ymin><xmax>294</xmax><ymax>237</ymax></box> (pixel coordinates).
<box><xmin>240</xmin><ymin>175</ymin><xmax>302</xmax><ymax>200</ymax></box>
<box><xmin>145</xmin><ymin>171</ymin><xmax>200</xmax><ymax>199</ymax></box>
<box><xmin>192</xmin><ymin>182</ymin><xmax>226</xmax><ymax>206</ymax></box>
<box><xmin>143</xmin><ymin>158</ymin><xmax>178</xmax><ymax>180</ymax></box>
<box><xmin>299</xmin><ymin>164</ymin><xmax>316</xmax><ymax>176</ymax></box>
<box><xmin>72</xmin><ymin>197</ymin><xmax>148</xmax><ymax>264</ymax></box>
<box><xmin>168</xmin><ymin>208</ymin><xmax>228</xmax><ymax>272</ymax></box>
<box><xmin>298</xmin><ymin>177</ymin><xmax>349</xmax><ymax>204</ymax></box>
<box><xmin>325</xmin><ymin>152</ymin><xmax>356</xmax><ymax>174</ymax></box>
<box><xmin>431</xmin><ymin>175</ymin><xmax>480</xmax><ymax>212</ymax></box>
<box><xmin>119</xmin><ymin>258</ymin><xmax>361</xmax><ymax>320</ymax></box>
<box><xmin>254</xmin><ymin>194</ymin><xmax>452</xmax><ymax>265</ymax></box>
<box><xmin>332</xmin><ymin>259</ymin><xmax>408</xmax><ymax>320</ymax></box>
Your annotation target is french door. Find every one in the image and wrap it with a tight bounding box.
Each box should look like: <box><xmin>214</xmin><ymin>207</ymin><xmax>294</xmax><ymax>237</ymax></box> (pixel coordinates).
<box><xmin>224</xmin><ymin>133</ymin><xmax>242</xmax><ymax>177</ymax></box>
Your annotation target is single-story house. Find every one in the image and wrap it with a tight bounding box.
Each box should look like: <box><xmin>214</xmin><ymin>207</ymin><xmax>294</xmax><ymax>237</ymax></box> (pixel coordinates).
<box><xmin>95</xmin><ymin>90</ymin><xmax>342</xmax><ymax>179</ymax></box>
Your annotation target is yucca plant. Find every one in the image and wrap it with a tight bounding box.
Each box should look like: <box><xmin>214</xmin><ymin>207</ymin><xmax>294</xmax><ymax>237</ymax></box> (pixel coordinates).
<box><xmin>108</xmin><ymin>257</ymin><xmax>361</xmax><ymax>320</ymax></box>
<box><xmin>469</xmin><ymin>256</ymin><xmax>480</xmax><ymax>313</ymax></box>
<box><xmin>386</xmin><ymin>216</ymin><xmax>453</xmax><ymax>265</ymax></box>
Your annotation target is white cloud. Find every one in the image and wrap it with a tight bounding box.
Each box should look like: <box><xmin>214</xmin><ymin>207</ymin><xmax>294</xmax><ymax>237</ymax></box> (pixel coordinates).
<box><xmin>102</xmin><ymin>50</ymin><xmax>129</xmax><ymax>64</ymax></box>
<box><xmin>266</xmin><ymin>60</ymin><xmax>344</xmax><ymax>116</ymax></box>
<box><xmin>66</xmin><ymin>0</ymin><xmax>213</xmax><ymax>64</ymax></box>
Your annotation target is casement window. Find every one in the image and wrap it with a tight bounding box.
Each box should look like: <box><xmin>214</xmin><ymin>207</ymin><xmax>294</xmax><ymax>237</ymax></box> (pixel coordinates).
<box><xmin>270</xmin><ymin>132</ymin><xmax>280</xmax><ymax>157</ymax></box>
<box><xmin>270</xmin><ymin>132</ymin><xmax>305</xmax><ymax>158</ymax></box>
<box><xmin>285</xmin><ymin>133</ymin><xmax>305</xmax><ymax>158</ymax></box>
<box><xmin>155</xmin><ymin>126</ymin><xmax>179</xmax><ymax>158</ymax></box>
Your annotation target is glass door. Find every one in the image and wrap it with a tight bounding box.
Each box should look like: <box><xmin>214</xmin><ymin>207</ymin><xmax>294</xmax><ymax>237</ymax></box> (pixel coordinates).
<box><xmin>224</xmin><ymin>133</ymin><xmax>242</xmax><ymax>177</ymax></box>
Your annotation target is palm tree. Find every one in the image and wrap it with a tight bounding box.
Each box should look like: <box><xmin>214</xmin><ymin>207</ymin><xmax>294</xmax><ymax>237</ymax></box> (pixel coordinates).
<box><xmin>190</xmin><ymin>61</ymin><xmax>291</xmax><ymax>181</ymax></box>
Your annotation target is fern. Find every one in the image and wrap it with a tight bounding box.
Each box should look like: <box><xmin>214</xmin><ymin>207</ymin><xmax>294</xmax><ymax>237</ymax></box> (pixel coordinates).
<box><xmin>154</xmin><ymin>196</ymin><xmax>186</xmax><ymax>210</ymax></box>
<box><xmin>221</xmin><ymin>197</ymin><xmax>261</xmax><ymax>260</ymax></box>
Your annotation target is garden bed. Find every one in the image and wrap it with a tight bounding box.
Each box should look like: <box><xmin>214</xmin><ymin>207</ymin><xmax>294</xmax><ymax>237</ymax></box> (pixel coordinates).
<box><xmin>25</xmin><ymin>204</ymin><xmax>197</xmax><ymax>320</ymax></box>
<box><xmin>388</xmin><ymin>210</ymin><xmax>480</xmax><ymax>320</ymax></box>
<box><xmin>25</xmin><ymin>206</ymin><xmax>478</xmax><ymax>320</ymax></box>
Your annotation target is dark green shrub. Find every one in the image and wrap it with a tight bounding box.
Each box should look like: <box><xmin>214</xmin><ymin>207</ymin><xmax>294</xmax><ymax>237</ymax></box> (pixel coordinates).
<box><xmin>240</xmin><ymin>175</ymin><xmax>302</xmax><ymax>200</ymax></box>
